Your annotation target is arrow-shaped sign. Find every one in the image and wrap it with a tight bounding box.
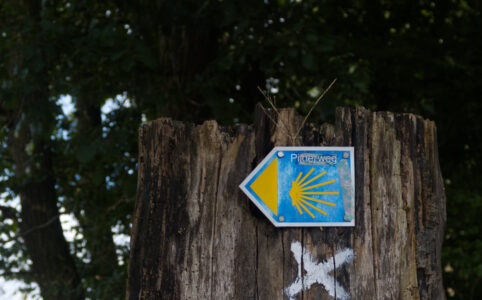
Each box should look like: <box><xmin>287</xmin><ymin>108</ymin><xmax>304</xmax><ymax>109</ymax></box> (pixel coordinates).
<box><xmin>239</xmin><ymin>147</ymin><xmax>355</xmax><ymax>227</ymax></box>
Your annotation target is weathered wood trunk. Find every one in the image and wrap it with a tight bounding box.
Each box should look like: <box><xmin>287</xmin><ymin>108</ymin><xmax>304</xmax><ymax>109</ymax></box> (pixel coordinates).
<box><xmin>127</xmin><ymin>106</ymin><xmax>446</xmax><ymax>300</ymax></box>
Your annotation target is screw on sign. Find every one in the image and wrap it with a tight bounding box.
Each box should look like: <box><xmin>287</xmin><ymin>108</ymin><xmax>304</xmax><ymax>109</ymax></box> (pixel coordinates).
<box><xmin>239</xmin><ymin>147</ymin><xmax>355</xmax><ymax>227</ymax></box>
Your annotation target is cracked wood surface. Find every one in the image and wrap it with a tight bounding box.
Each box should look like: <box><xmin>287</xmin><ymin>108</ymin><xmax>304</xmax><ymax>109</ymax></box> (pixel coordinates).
<box><xmin>126</xmin><ymin>106</ymin><xmax>446</xmax><ymax>300</ymax></box>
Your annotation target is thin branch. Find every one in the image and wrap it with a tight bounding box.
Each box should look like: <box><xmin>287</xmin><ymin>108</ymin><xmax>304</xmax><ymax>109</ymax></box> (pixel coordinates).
<box><xmin>105</xmin><ymin>196</ymin><xmax>133</xmax><ymax>215</ymax></box>
<box><xmin>257</xmin><ymin>86</ymin><xmax>295</xmax><ymax>142</ymax></box>
<box><xmin>258</xmin><ymin>104</ymin><xmax>279</xmax><ymax>128</ymax></box>
<box><xmin>294</xmin><ymin>78</ymin><xmax>337</xmax><ymax>139</ymax></box>
<box><xmin>20</xmin><ymin>214</ymin><xmax>59</xmax><ymax>238</ymax></box>
<box><xmin>256</xmin><ymin>79</ymin><xmax>336</xmax><ymax>144</ymax></box>
<box><xmin>0</xmin><ymin>214</ymin><xmax>60</xmax><ymax>246</ymax></box>
<box><xmin>257</xmin><ymin>86</ymin><xmax>281</xmax><ymax>116</ymax></box>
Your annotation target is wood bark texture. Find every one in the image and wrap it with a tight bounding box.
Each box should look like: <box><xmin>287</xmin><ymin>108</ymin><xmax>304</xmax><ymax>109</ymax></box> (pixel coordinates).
<box><xmin>127</xmin><ymin>106</ymin><xmax>446</xmax><ymax>300</ymax></box>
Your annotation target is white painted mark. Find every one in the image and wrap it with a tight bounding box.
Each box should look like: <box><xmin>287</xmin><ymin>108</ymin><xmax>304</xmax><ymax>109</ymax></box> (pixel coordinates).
<box><xmin>284</xmin><ymin>241</ymin><xmax>354</xmax><ymax>300</ymax></box>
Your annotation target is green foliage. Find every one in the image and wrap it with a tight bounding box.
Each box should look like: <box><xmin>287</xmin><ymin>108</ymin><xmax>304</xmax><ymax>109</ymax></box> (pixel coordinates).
<box><xmin>444</xmin><ymin>183</ymin><xmax>482</xmax><ymax>299</ymax></box>
<box><xmin>0</xmin><ymin>0</ymin><xmax>481</xmax><ymax>298</ymax></box>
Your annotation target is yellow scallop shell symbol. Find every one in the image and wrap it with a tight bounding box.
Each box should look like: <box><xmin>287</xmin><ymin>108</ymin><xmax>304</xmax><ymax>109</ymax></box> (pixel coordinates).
<box><xmin>289</xmin><ymin>168</ymin><xmax>339</xmax><ymax>218</ymax></box>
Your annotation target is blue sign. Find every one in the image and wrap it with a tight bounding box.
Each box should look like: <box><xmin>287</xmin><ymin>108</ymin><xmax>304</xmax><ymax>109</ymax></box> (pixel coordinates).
<box><xmin>239</xmin><ymin>147</ymin><xmax>355</xmax><ymax>227</ymax></box>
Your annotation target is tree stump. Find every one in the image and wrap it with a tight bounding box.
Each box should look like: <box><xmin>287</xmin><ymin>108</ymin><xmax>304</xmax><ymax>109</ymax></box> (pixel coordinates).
<box><xmin>126</xmin><ymin>106</ymin><xmax>446</xmax><ymax>300</ymax></box>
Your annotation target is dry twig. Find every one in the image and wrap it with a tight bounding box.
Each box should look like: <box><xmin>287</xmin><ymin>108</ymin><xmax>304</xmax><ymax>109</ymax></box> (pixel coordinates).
<box><xmin>257</xmin><ymin>78</ymin><xmax>337</xmax><ymax>143</ymax></box>
<box><xmin>295</xmin><ymin>78</ymin><xmax>337</xmax><ymax>138</ymax></box>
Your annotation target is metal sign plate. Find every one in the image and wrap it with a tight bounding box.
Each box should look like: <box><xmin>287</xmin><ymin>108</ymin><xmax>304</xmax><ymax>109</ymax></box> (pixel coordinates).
<box><xmin>239</xmin><ymin>147</ymin><xmax>355</xmax><ymax>227</ymax></box>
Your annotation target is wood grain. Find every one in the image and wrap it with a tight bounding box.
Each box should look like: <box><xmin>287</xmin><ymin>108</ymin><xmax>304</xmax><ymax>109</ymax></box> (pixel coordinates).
<box><xmin>127</xmin><ymin>106</ymin><xmax>446</xmax><ymax>300</ymax></box>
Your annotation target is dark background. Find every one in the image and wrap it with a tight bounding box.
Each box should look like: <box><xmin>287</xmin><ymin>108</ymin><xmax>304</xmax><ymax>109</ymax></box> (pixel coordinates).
<box><xmin>0</xmin><ymin>0</ymin><xmax>481</xmax><ymax>299</ymax></box>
